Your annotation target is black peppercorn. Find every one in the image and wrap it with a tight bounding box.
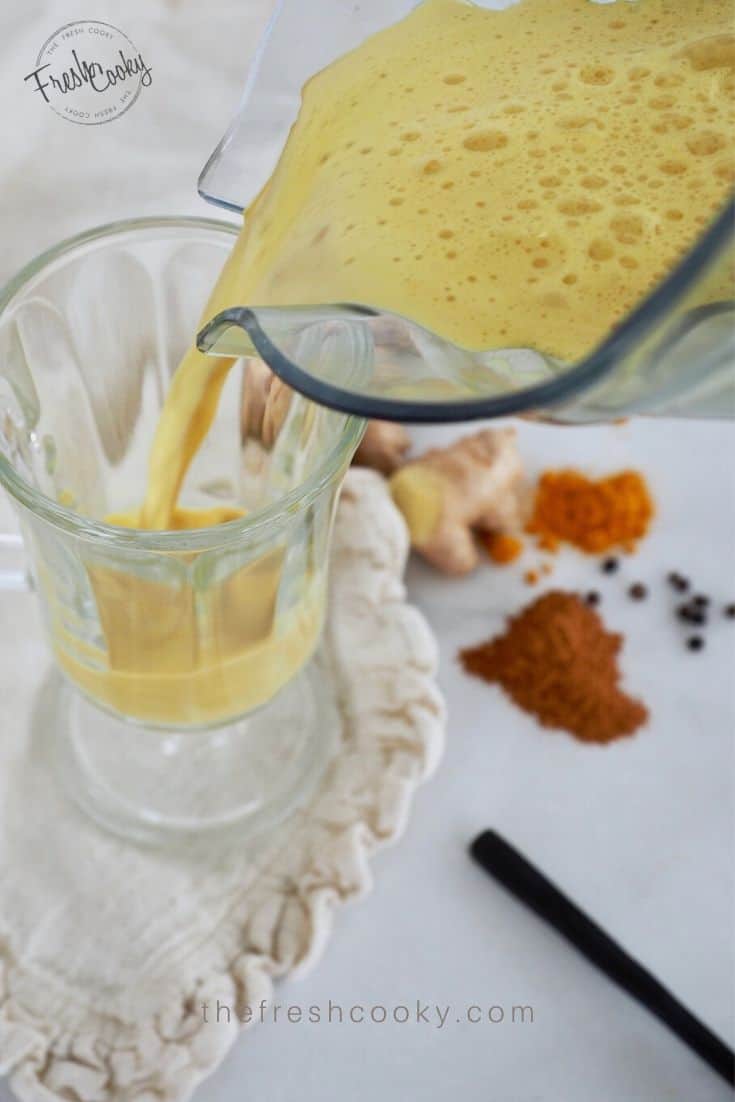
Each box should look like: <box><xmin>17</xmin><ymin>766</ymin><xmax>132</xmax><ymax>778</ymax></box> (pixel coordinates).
<box><xmin>602</xmin><ymin>557</ymin><xmax>619</xmax><ymax>574</ymax></box>
<box><xmin>678</xmin><ymin>603</ymin><xmax>706</xmax><ymax>626</ymax></box>
<box><xmin>585</xmin><ymin>591</ymin><xmax>601</xmax><ymax>607</ymax></box>
<box><xmin>668</xmin><ymin>572</ymin><xmax>690</xmax><ymax>593</ymax></box>
<box><xmin>725</xmin><ymin>604</ymin><xmax>735</xmax><ymax>620</ymax></box>
<box><xmin>629</xmin><ymin>583</ymin><xmax>647</xmax><ymax>601</ymax></box>
<box><xmin>693</xmin><ymin>595</ymin><xmax>710</xmax><ymax>609</ymax></box>
<box><xmin>687</xmin><ymin>636</ymin><xmax>705</xmax><ymax>652</ymax></box>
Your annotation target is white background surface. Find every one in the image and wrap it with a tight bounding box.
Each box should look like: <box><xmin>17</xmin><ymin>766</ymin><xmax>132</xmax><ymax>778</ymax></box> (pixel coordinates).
<box><xmin>0</xmin><ymin>1</ymin><xmax>733</xmax><ymax>1099</ymax></box>
<box><xmin>191</xmin><ymin>417</ymin><xmax>735</xmax><ymax>1102</ymax></box>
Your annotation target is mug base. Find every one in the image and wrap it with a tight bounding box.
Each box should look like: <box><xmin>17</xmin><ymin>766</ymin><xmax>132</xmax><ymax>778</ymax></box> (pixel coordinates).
<box><xmin>51</xmin><ymin>658</ymin><xmax>339</xmax><ymax>848</ymax></box>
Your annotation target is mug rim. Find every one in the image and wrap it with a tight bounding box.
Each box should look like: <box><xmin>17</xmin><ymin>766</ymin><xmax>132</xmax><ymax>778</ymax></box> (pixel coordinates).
<box><xmin>0</xmin><ymin>216</ymin><xmax>365</xmax><ymax>551</ymax></box>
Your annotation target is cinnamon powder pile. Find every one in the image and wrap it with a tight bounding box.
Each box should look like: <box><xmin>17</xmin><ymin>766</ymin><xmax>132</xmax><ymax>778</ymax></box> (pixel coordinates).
<box><xmin>460</xmin><ymin>591</ymin><xmax>648</xmax><ymax>744</ymax></box>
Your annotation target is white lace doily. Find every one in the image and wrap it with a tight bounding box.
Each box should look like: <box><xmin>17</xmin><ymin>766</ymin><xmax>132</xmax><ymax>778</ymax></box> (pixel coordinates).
<box><xmin>0</xmin><ymin>468</ymin><xmax>445</xmax><ymax>1102</ymax></box>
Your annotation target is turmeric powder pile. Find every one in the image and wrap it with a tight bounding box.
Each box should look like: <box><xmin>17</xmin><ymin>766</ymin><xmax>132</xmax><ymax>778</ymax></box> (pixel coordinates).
<box><xmin>526</xmin><ymin>469</ymin><xmax>654</xmax><ymax>555</ymax></box>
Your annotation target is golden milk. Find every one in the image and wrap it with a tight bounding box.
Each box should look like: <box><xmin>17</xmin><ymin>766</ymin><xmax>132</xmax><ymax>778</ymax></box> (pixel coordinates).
<box><xmin>233</xmin><ymin>0</ymin><xmax>732</xmax><ymax>357</ymax></box>
<box><xmin>55</xmin><ymin>583</ymin><xmax>323</xmax><ymax>727</ymax></box>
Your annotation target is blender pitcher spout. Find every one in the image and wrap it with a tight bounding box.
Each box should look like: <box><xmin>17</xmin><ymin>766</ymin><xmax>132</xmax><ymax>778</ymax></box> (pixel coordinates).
<box><xmin>197</xmin><ymin>303</ymin><xmax>382</xmax><ymax>412</ymax></box>
<box><xmin>196</xmin><ymin>303</ymin><xmax>564</xmax><ymax>422</ymax></box>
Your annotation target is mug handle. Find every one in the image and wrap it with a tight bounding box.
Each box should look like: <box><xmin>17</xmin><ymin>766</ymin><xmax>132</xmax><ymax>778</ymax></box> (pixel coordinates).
<box><xmin>0</xmin><ymin>531</ymin><xmax>30</xmax><ymax>591</ymax></box>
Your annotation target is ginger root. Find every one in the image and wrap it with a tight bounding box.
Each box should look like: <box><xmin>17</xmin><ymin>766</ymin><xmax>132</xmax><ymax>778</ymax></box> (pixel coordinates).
<box><xmin>354</xmin><ymin>421</ymin><xmax>411</xmax><ymax>474</ymax></box>
<box><xmin>241</xmin><ymin>358</ymin><xmax>293</xmax><ymax>448</ymax></box>
<box><xmin>240</xmin><ymin>363</ymin><xmax>522</xmax><ymax>575</ymax></box>
<box><xmin>242</xmin><ymin>359</ymin><xmax>411</xmax><ymax>471</ymax></box>
<box><xmin>389</xmin><ymin>428</ymin><xmax>524</xmax><ymax>575</ymax></box>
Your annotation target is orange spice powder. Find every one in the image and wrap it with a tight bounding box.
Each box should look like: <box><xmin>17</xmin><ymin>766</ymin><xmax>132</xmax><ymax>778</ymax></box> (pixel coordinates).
<box><xmin>526</xmin><ymin>469</ymin><xmax>654</xmax><ymax>555</ymax></box>
<box><xmin>484</xmin><ymin>532</ymin><xmax>524</xmax><ymax>565</ymax></box>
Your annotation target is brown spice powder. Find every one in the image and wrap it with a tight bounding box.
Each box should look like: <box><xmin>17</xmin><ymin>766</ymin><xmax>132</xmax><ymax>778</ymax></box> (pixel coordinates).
<box><xmin>460</xmin><ymin>591</ymin><xmax>648</xmax><ymax>744</ymax></box>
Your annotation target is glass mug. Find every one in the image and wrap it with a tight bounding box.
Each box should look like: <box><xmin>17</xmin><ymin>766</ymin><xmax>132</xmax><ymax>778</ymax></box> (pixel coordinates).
<box><xmin>0</xmin><ymin>218</ymin><xmax>364</xmax><ymax>845</ymax></box>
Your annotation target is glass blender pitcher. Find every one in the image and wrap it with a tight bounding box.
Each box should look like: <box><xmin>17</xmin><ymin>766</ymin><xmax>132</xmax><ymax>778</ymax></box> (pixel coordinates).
<box><xmin>197</xmin><ymin>0</ymin><xmax>735</xmax><ymax>424</ymax></box>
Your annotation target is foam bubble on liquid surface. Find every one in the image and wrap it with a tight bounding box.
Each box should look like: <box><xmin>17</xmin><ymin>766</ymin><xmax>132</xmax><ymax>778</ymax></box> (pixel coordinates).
<box><xmin>229</xmin><ymin>0</ymin><xmax>734</xmax><ymax>363</ymax></box>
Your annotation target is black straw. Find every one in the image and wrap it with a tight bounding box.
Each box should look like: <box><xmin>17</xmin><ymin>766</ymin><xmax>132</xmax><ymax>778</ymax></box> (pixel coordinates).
<box><xmin>470</xmin><ymin>830</ymin><xmax>734</xmax><ymax>1087</ymax></box>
